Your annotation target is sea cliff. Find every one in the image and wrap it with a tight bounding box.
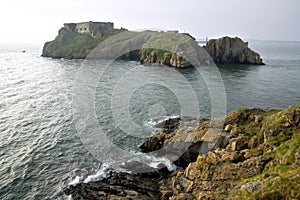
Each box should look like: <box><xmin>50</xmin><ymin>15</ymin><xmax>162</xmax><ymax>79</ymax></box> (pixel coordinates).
<box><xmin>42</xmin><ymin>27</ymin><xmax>264</xmax><ymax>66</ymax></box>
<box><xmin>64</xmin><ymin>105</ymin><xmax>300</xmax><ymax>199</ymax></box>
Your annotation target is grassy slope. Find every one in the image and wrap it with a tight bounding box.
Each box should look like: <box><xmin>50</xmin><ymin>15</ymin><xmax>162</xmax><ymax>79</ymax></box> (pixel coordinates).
<box><xmin>227</xmin><ymin>105</ymin><xmax>300</xmax><ymax>199</ymax></box>
<box><xmin>42</xmin><ymin>29</ymin><xmax>195</xmax><ymax>63</ymax></box>
<box><xmin>42</xmin><ymin>28</ymin><xmax>125</xmax><ymax>59</ymax></box>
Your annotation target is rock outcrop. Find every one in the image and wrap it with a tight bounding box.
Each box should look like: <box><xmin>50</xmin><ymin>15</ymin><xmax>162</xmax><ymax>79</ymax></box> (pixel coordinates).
<box><xmin>204</xmin><ymin>36</ymin><xmax>264</xmax><ymax>65</ymax></box>
<box><xmin>139</xmin><ymin>49</ymin><xmax>192</xmax><ymax>68</ymax></box>
<box><xmin>64</xmin><ymin>104</ymin><xmax>300</xmax><ymax>199</ymax></box>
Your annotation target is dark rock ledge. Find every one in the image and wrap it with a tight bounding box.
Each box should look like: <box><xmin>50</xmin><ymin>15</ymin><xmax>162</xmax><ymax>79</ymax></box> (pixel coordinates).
<box><xmin>64</xmin><ymin>170</ymin><xmax>165</xmax><ymax>200</ymax></box>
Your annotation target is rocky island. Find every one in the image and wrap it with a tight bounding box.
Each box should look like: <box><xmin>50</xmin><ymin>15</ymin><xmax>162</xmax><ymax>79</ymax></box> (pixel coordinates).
<box><xmin>64</xmin><ymin>104</ymin><xmax>300</xmax><ymax>199</ymax></box>
<box><xmin>42</xmin><ymin>21</ymin><xmax>264</xmax><ymax>66</ymax></box>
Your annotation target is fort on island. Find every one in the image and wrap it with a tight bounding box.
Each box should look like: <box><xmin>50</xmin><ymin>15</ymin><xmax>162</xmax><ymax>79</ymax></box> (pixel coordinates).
<box><xmin>63</xmin><ymin>21</ymin><xmax>114</xmax><ymax>38</ymax></box>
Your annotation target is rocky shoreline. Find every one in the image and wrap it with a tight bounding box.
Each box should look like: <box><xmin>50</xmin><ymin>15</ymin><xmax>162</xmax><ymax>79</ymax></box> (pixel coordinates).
<box><xmin>42</xmin><ymin>26</ymin><xmax>264</xmax><ymax>66</ymax></box>
<box><xmin>64</xmin><ymin>105</ymin><xmax>300</xmax><ymax>199</ymax></box>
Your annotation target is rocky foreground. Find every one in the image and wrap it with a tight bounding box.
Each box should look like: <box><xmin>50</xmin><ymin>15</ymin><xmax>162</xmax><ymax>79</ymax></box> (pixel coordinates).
<box><xmin>64</xmin><ymin>105</ymin><xmax>300</xmax><ymax>199</ymax></box>
<box><xmin>42</xmin><ymin>26</ymin><xmax>264</xmax><ymax>66</ymax></box>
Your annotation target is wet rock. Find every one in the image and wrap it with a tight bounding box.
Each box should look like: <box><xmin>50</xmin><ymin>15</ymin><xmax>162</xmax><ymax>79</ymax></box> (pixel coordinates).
<box><xmin>155</xmin><ymin>117</ymin><xmax>181</xmax><ymax>131</ymax></box>
<box><xmin>140</xmin><ymin>117</ymin><xmax>209</xmax><ymax>168</ymax></box>
<box><xmin>120</xmin><ymin>160</ymin><xmax>169</xmax><ymax>174</ymax></box>
<box><xmin>140</xmin><ymin>135</ymin><xmax>164</xmax><ymax>152</ymax></box>
<box><xmin>64</xmin><ymin>170</ymin><xmax>164</xmax><ymax>200</ymax></box>
<box><xmin>140</xmin><ymin>117</ymin><xmax>185</xmax><ymax>153</ymax></box>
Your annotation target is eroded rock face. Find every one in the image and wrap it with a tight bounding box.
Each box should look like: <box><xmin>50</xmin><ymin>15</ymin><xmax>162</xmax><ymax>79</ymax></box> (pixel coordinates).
<box><xmin>204</xmin><ymin>36</ymin><xmax>264</xmax><ymax>65</ymax></box>
<box><xmin>139</xmin><ymin>49</ymin><xmax>192</xmax><ymax>68</ymax></box>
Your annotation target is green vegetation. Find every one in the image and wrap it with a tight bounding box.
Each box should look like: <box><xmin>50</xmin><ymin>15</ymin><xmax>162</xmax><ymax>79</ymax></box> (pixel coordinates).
<box><xmin>42</xmin><ymin>28</ymin><xmax>125</xmax><ymax>59</ymax></box>
<box><xmin>226</xmin><ymin>105</ymin><xmax>300</xmax><ymax>199</ymax></box>
<box><xmin>42</xmin><ymin>28</ymin><xmax>195</xmax><ymax>67</ymax></box>
<box><xmin>142</xmin><ymin>31</ymin><xmax>192</xmax><ymax>51</ymax></box>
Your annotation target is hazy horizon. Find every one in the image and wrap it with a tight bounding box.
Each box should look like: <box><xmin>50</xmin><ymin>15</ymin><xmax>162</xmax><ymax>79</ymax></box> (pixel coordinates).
<box><xmin>1</xmin><ymin>0</ymin><xmax>300</xmax><ymax>45</ymax></box>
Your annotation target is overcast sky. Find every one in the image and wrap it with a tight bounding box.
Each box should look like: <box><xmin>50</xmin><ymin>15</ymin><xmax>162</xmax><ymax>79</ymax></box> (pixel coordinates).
<box><xmin>0</xmin><ymin>0</ymin><xmax>299</xmax><ymax>45</ymax></box>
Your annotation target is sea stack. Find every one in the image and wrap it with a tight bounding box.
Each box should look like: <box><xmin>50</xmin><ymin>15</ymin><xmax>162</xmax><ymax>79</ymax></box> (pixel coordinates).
<box><xmin>204</xmin><ymin>36</ymin><xmax>264</xmax><ymax>65</ymax></box>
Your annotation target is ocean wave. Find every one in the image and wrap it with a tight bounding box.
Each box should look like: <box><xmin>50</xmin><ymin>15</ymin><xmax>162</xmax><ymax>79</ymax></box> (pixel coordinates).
<box><xmin>68</xmin><ymin>152</ymin><xmax>178</xmax><ymax>186</ymax></box>
<box><xmin>144</xmin><ymin>115</ymin><xmax>180</xmax><ymax>132</ymax></box>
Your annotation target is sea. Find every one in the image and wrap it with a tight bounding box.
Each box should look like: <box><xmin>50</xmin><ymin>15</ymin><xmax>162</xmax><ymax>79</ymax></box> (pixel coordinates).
<box><xmin>0</xmin><ymin>40</ymin><xmax>300</xmax><ymax>199</ymax></box>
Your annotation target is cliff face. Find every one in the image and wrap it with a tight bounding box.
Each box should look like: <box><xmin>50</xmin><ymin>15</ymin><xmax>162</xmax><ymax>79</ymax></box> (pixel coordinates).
<box><xmin>139</xmin><ymin>49</ymin><xmax>191</xmax><ymax>68</ymax></box>
<box><xmin>64</xmin><ymin>105</ymin><xmax>300</xmax><ymax>199</ymax></box>
<box><xmin>204</xmin><ymin>36</ymin><xmax>264</xmax><ymax>65</ymax></box>
<box><xmin>42</xmin><ymin>27</ymin><xmax>264</xmax><ymax>66</ymax></box>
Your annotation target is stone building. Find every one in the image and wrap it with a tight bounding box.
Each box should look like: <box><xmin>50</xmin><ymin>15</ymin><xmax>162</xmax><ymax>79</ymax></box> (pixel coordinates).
<box><xmin>167</xmin><ymin>30</ymin><xmax>179</xmax><ymax>34</ymax></box>
<box><xmin>63</xmin><ymin>21</ymin><xmax>114</xmax><ymax>38</ymax></box>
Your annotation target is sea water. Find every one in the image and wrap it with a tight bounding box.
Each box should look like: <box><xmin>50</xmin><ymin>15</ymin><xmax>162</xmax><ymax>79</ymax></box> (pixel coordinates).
<box><xmin>0</xmin><ymin>41</ymin><xmax>299</xmax><ymax>199</ymax></box>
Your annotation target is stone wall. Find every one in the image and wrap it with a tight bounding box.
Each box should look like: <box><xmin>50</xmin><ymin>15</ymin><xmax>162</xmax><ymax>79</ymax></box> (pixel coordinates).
<box><xmin>75</xmin><ymin>22</ymin><xmax>91</xmax><ymax>34</ymax></box>
<box><xmin>91</xmin><ymin>22</ymin><xmax>114</xmax><ymax>37</ymax></box>
<box><xmin>63</xmin><ymin>23</ymin><xmax>76</xmax><ymax>32</ymax></box>
<box><xmin>63</xmin><ymin>21</ymin><xmax>114</xmax><ymax>37</ymax></box>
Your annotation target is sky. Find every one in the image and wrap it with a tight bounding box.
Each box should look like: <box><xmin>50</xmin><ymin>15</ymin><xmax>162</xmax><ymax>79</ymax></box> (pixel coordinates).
<box><xmin>0</xmin><ymin>0</ymin><xmax>300</xmax><ymax>45</ymax></box>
